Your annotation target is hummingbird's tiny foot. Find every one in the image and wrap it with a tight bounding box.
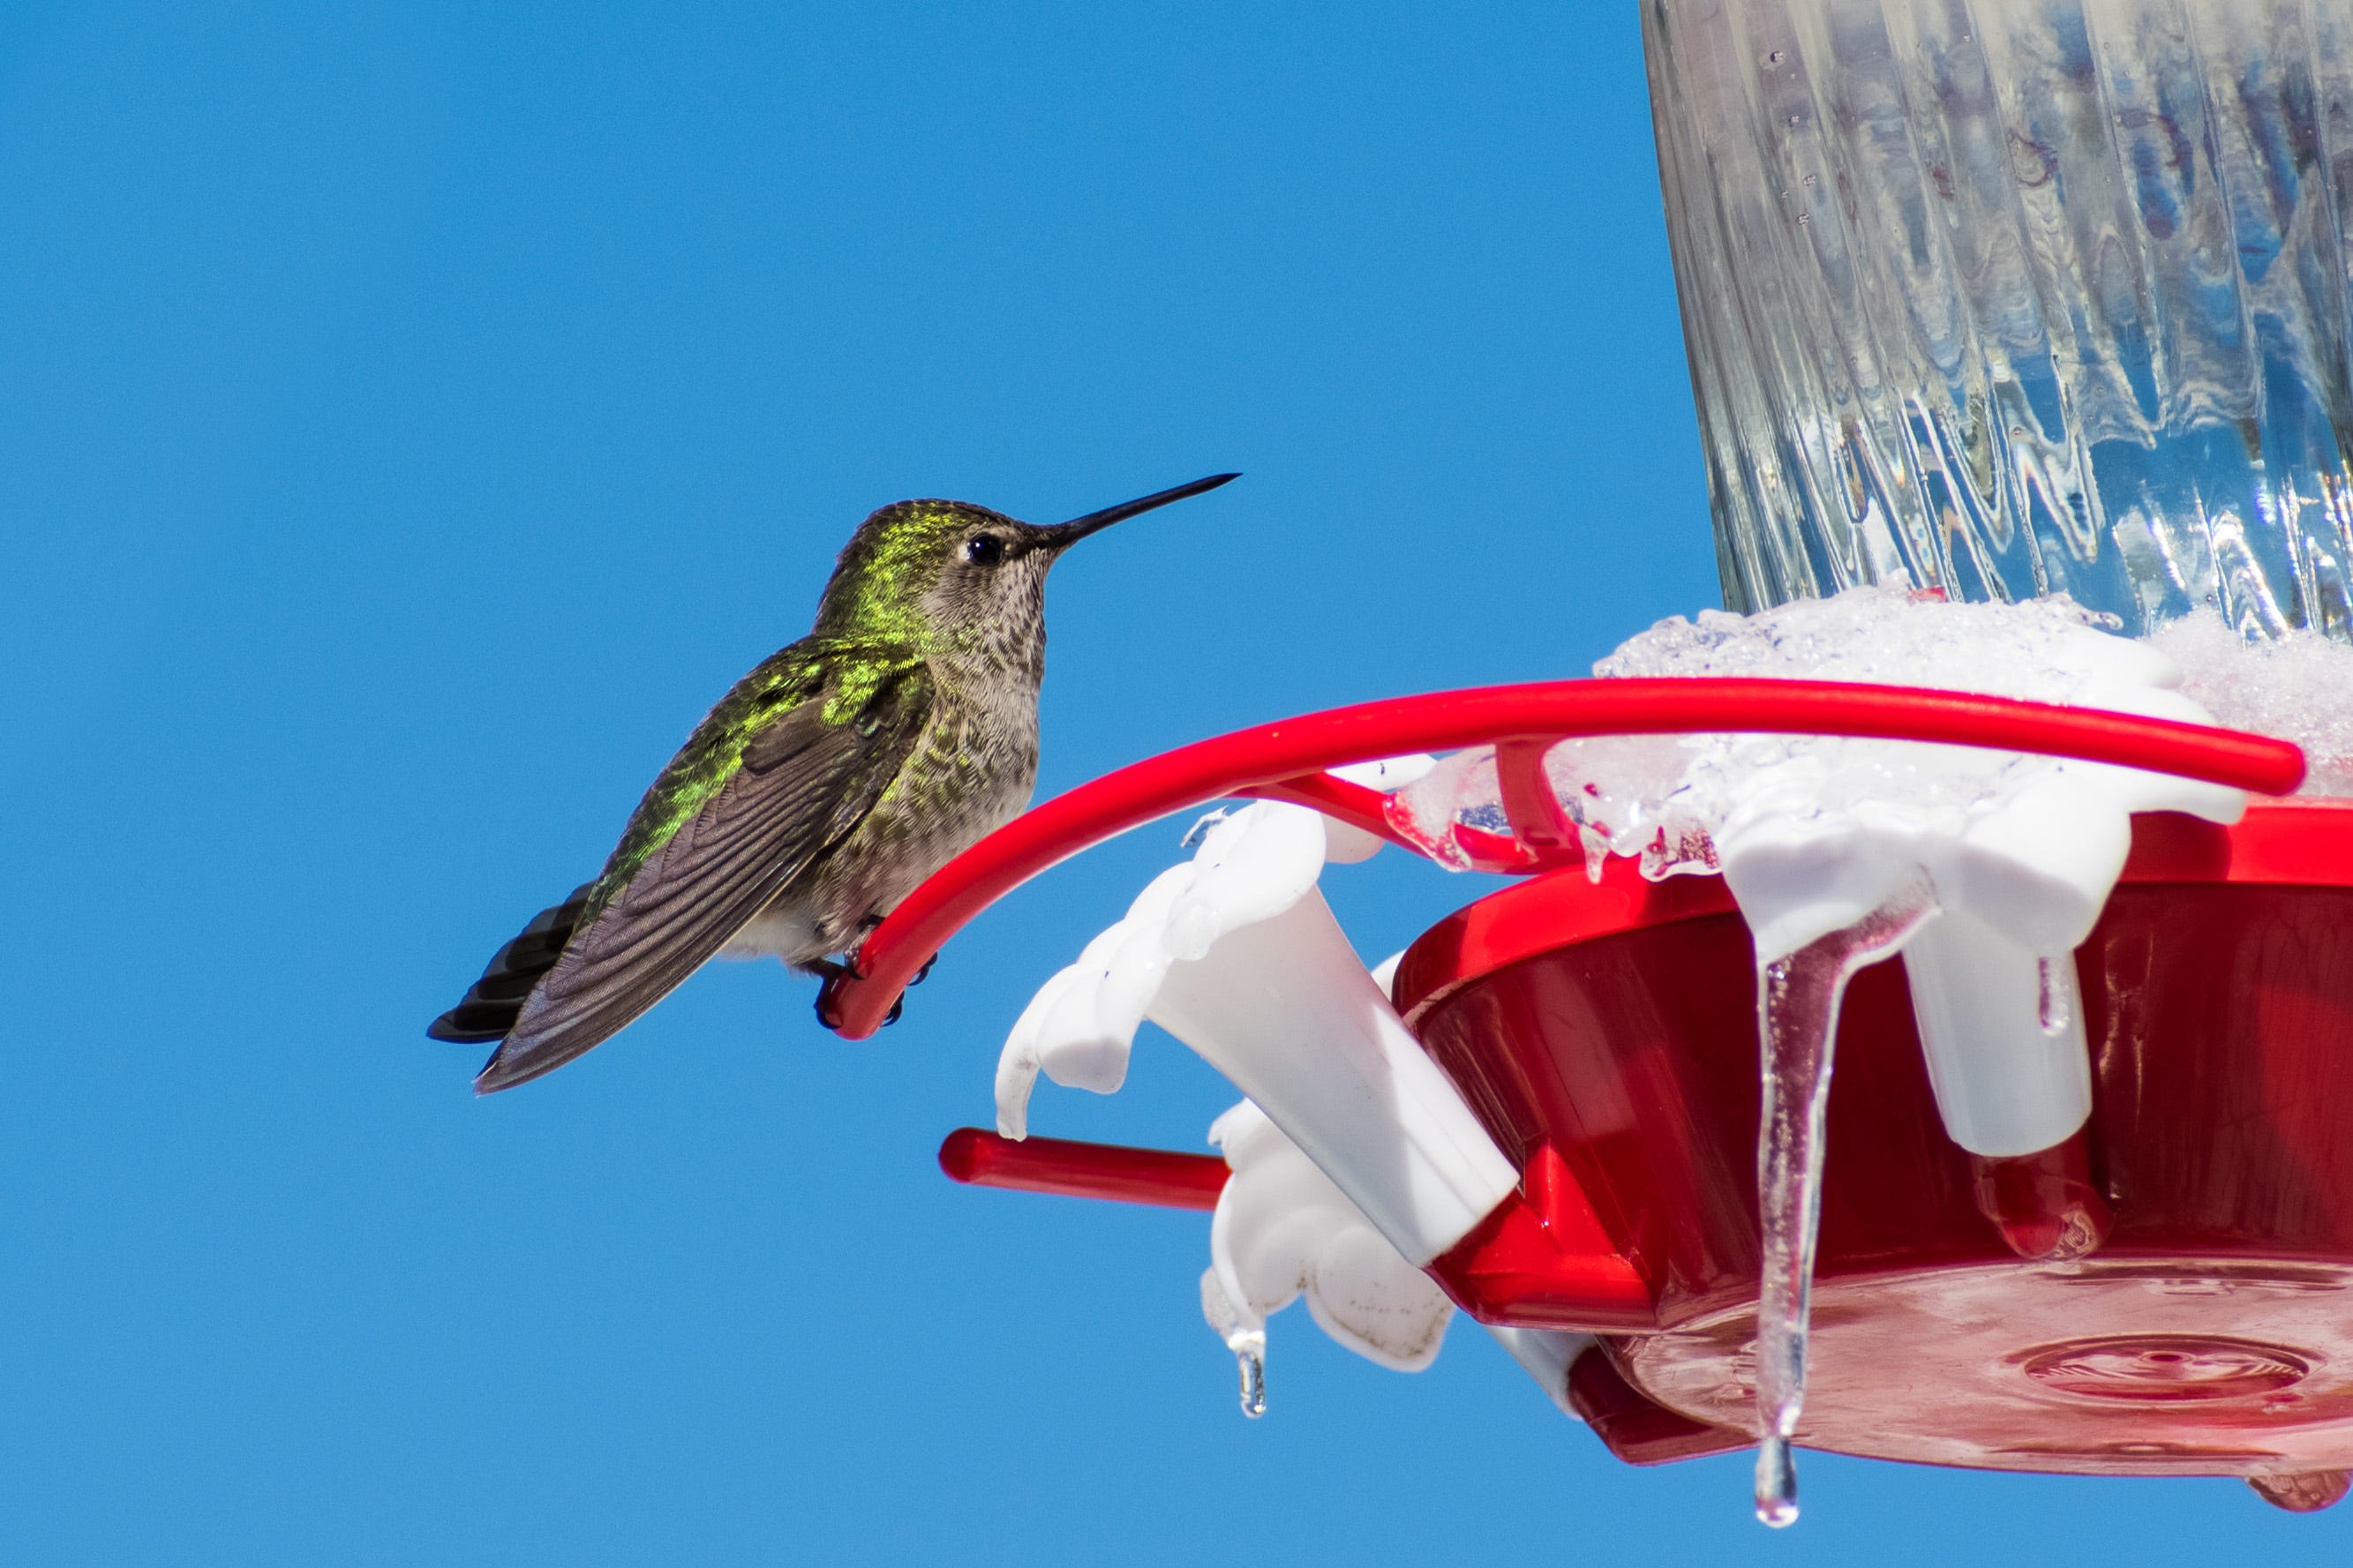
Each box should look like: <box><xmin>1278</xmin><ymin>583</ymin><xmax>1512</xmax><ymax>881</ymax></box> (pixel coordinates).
<box><xmin>809</xmin><ymin>957</ymin><xmax>853</xmax><ymax>1030</ymax></box>
<box><xmin>883</xmin><ymin>994</ymin><xmax>905</xmax><ymax>1027</ymax></box>
<box><xmin>910</xmin><ymin>956</ymin><xmax>936</xmax><ymax>987</ymax></box>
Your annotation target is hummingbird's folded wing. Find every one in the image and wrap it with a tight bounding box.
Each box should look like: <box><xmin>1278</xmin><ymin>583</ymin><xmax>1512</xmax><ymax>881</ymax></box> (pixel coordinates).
<box><xmin>474</xmin><ymin>663</ymin><xmax>936</xmax><ymax>1092</ymax></box>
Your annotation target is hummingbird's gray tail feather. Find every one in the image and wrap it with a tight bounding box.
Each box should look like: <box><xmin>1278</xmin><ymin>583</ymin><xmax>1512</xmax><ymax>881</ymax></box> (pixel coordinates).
<box><xmin>425</xmin><ymin>886</ymin><xmax>593</xmax><ymax>1044</ymax></box>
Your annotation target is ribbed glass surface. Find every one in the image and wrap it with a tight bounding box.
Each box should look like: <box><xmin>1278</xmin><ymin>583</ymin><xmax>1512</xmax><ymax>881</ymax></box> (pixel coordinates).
<box><xmin>1646</xmin><ymin>0</ymin><xmax>2353</xmax><ymax>640</ymax></box>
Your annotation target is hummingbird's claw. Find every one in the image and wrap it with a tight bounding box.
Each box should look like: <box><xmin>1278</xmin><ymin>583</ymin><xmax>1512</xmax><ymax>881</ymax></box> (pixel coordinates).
<box><xmin>883</xmin><ymin>994</ymin><xmax>905</xmax><ymax>1027</ymax></box>
<box><xmin>910</xmin><ymin>956</ymin><xmax>936</xmax><ymax>987</ymax></box>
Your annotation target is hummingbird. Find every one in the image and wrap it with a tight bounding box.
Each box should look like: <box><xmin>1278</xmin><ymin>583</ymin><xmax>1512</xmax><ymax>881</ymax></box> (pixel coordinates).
<box><xmin>428</xmin><ymin>472</ymin><xmax>1238</xmax><ymax>1093</ymax></box>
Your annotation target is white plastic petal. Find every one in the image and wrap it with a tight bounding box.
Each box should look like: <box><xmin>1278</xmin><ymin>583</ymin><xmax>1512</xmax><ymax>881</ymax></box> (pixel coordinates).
<box><xmin>1207</xmin><ymin>1101</ymin><xmax>1454</xmax><ymax>1375</ymax></box>
<box><xmin>1164</xmin><ymin>803</ymin><xmax>1327</xmax><ymax>962</ymax></box>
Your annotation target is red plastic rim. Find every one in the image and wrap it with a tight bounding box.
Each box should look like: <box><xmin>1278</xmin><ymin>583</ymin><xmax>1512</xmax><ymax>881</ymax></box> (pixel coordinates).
<box><xmin>819</xmin><ymin>677</ymin><xmax>2306</xmax><ymax>1038</ymax></box>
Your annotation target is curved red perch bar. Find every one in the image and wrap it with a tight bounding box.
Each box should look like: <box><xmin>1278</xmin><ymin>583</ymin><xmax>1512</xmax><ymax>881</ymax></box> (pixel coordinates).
<box><xmin>820</xmin><ymin>677</ymin><xmax>2305</xmax><ymax>1039</ymax></box>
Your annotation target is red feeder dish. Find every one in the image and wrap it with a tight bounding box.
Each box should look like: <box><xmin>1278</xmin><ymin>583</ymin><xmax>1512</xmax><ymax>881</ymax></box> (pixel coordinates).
<box><xmin>817</xmin><ymin>679</ymin><xmax>2353</xmax><ymax>1507</ymax></box>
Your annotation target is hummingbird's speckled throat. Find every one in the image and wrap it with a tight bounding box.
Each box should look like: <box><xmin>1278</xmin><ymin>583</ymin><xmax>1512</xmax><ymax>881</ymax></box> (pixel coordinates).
<box><xmin>428</xmin><ymin>472</ymin><xmax>1239</xmax><ymax>1093</ymax></box>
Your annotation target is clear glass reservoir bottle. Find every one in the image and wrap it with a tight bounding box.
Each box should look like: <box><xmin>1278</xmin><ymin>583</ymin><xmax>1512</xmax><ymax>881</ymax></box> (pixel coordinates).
<box><xmin>1646</xmin><ymin>0</ymin><xmax>2353</xmax><ymax>640</ymax></box>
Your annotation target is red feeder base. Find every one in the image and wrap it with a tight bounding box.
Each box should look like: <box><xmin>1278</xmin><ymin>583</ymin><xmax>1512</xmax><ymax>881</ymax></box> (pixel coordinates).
<box><xmin>1395</xmin><ymin>801</ymin><xmax>2353</xmax><ymax>1486</ymax></box>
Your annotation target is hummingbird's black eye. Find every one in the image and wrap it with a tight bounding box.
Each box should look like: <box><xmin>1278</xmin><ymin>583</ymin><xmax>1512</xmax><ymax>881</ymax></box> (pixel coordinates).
<box><xmin>963</xmin><ymin>533</ymin><xmax>1007</xmax><ymax>567</ymax></box>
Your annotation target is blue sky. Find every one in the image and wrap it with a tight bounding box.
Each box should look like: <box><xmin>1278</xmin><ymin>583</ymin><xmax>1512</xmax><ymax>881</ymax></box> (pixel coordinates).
<box><xmin>0</xmin><ymin>2</ymin><xmax>2338</xmax><ymax>1562</ymax></box>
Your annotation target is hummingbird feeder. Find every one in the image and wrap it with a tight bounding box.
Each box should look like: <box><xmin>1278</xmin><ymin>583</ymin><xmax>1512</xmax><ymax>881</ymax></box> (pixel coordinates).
<box><xmin>817</xmin><ymin>671</ymin><xmax>2353</xmax><ymax>1518</ymax></box>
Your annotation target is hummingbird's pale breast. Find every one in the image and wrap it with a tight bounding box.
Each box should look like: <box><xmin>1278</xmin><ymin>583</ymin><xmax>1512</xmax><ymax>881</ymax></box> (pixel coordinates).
<box><xmin>724</xmin><ymin>672</ymin><xmax>1041</xmax><ymax>964</ymax></box>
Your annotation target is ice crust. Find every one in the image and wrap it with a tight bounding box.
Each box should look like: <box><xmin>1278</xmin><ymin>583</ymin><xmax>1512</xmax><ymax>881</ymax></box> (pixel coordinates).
<box><xmin>2151</xmin><ymin>610</ymin><xmax>2353</xmax><ymax>798</ymax></box>
<box><xmin>1395</xmin><ymin>586</ymin><xmax>2246</xmax><ymax>960</ymax></box>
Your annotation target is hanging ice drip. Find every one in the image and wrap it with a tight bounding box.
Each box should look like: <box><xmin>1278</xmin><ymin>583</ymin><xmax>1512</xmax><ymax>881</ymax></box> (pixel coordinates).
<box><xmin>1750</xmin><ymin>875</ymin><xmax>1937</xmax><ymax>1526</ymax></box>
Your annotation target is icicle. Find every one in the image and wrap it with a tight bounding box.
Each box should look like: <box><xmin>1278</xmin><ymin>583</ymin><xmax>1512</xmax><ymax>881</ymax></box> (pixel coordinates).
<box><xmin>1200</xmin><ymin>1268</ymin><xmax>1269</xmax><ymax>1420</ymax></box>
<box><xmin>1751</xmin><ymin>874</ymin><xmax>1938</xmax><ymax>1527</ymax></box>
<box><xmin>1232</xmin><ymin>1332</ymin><xmax>1268</xmax><ymax>1419</ymax></box>
<box><xmin>1754</xmin><ymin>1435</ymin><xmax>1800</xmax><ymax>1528</ymax></box>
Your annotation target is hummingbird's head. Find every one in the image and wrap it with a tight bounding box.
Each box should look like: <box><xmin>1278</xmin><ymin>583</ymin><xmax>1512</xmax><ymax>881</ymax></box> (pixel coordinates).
<box><xmin>813</xmin><ymin>474</ymin><xmax>1239</xmax><ymax>662</ymax></box>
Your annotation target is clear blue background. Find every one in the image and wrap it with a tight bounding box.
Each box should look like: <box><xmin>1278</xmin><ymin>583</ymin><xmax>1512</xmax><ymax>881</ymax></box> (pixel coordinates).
<box><xmin>0</xmin><ymin>3</ymin><xmax>2334</xmax><ymax>1562</ymax></box>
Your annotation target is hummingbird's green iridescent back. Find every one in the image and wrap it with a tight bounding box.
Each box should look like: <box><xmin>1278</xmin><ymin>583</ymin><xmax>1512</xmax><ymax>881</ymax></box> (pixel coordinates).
<box><xmin>576</xmin><ymin>635</ymin><xmax>925</xmax><ymax>929</ymax></box>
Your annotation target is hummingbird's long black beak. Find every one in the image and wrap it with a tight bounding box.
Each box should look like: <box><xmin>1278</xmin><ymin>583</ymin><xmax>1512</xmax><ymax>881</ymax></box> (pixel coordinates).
<box><xmin>1035</xmin><ymin>472</ymin><xmax>1239</xmax><ymax>549</ymax></box>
